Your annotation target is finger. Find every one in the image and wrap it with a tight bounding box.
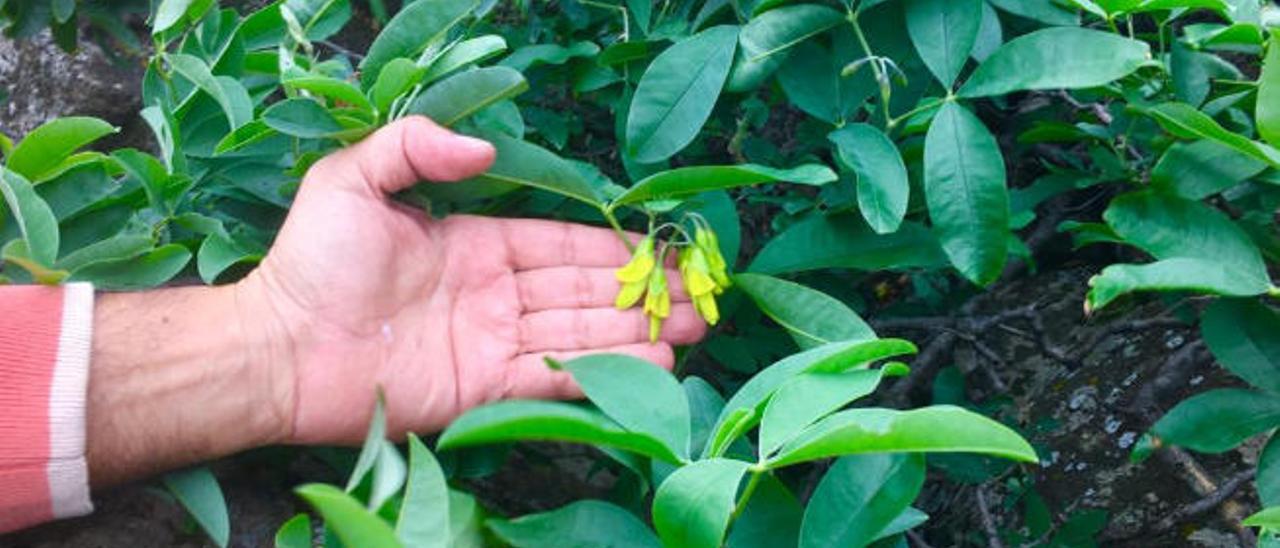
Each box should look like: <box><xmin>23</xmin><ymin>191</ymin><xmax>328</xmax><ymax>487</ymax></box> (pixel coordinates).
<box><xmin>503</xmin><ymin>343</ymin><xmax>676</xmax><ymax>400</ymax></box>
<box><xmin>308</xmin><ymin>116</ymin><xmax>495</xmax><ymax>196</ymax></box>
<box><xmin>518</xmin><ymin>304</ymin><xmax>707</xmax><ymax>352</ymax></box>
<box><xmin>502</xmin><ymin>218</ymin><xmax>643</xmax><ymax>271</ymax></box>
<box><xmin>515</xmin><ymin>266</ymin><xmax>690</xmax><ymax>313</ymax></box>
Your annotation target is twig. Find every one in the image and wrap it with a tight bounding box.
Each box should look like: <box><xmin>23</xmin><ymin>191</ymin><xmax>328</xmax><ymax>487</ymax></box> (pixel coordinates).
<box><xmin>1124</xmin><ymin>341</ymin><xmax>1207</xmax><ymax>421</ymax></box>
<box><xmin>318</xmin><ymin>40</ymin><xmax>363</xmax><ymax>61</ymax></box>
<box><xmin>1056</xmin><ymin>90</ymin><xmax>1113</xmax><ymax>125</ymax></box>
<box><xmin>975</xmin><ymin>487</ymin><xmax>1006</xmax><ymax>548</ymax></box>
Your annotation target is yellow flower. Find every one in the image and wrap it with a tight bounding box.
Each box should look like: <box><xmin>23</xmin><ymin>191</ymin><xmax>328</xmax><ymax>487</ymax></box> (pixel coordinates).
<box><xmin>695</xmin><ymin>226</ymin><xmax>732</xmax><ymax>292</ymax></box>
<box><xmin>615</xmin><ymin>235</ymin><xmax>655</xmax><ymax>309</ymax></box>
<box><xmin>643</xmin><ymin>267</ymin><xmax>671</xmax><ymax>343</ymax></box>
<box><xmin>679</xmin><ymin>245</ymin><xmax>720</xmax><ymax>325</ymax></box>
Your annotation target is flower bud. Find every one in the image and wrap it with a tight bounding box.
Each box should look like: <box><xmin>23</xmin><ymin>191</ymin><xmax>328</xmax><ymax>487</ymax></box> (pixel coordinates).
<box><xmin>679</xmin><ymin>245</ymin><xmax>720</xmax><ymax>326</ymax></box>
<box><xmin>643</xmin><ymin>267</ymin><xmax>671</xmax><ymax>343</ymax></box>
<box><xmin>615</xmin><ymin>235</ymin><xmax>656</xmax><ymax>309</ymax></box>
<box><xmin>694</xmin><ymin>227</ymin><xmax>732</xmax><ymax>292</ymax></box>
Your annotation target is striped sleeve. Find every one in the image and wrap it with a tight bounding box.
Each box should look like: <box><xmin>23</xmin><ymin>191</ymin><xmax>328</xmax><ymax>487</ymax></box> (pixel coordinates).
<box><xmin>0</xmin><ymin>283</ymin><xmax>94</xmax><ymax>533</ymax></box>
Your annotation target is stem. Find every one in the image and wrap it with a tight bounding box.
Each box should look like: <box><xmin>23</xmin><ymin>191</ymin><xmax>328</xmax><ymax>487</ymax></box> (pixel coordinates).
<box><xmin>888</xmin><ymin>97</ymin><xmax>948</xmax><ymax>130</ymax></box>
<box><xmin>601</xmin><ymin>207</ymin><xmax>636</xmax><ymax>253</ymax></box>
<box><xmin>728</xmin><ymin>470</ymin><xmax>765</xmax><ymax>524</ymax></box>
<box><xmin>847</xmin><ymin>10</ymin><xmax>892</xmax><ymax>126</ymax></box>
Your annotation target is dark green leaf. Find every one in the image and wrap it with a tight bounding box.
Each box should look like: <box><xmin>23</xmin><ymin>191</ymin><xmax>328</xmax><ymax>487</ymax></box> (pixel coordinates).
<box><xmin>905</xmin><ymin>0</ymin><xmax>982</xmax><ymax>87</ymax></box>
<box><xmin>749</xmin><ymin>214</ymin><xmax>947</xmax><ymax>274</ymax></box>
<box><xmin>262</xmin><ymin>98</ymin><xmax>345</xmax><ymax>138</ymax></box>
<box><xmin>652</xmin><ymin>459</ymin><xmax>750</xmax><ymax>548</ymax></box>
<box><xmin>959</xmin><ymin>28</ymin><xmax>1150</xmax><ymax>98</ymax></box>
<box><xmin>799</xmin><ymin>454</ymin><xmax>925</xmax><ymax>548</ymax></box>
<box><xmin>359</xmin><ymin>0</ymin><xmax>478</xmax><ymax>88</ymax></box>
<box><xmin>408</xmin><ymin>67</ymin><xmax>528</xmax><ymax>127</ymax></box>
<box><xmin>626</xmin><ymin>25</ymin><xmax>739</xmax><ymax>163</ymax></box>
<box><xmin>0</xmin><ymin>167</ymin><xmax>59</xmax><ymax>267</ymax></box>
<box><xmin>168</xmin><ymin>53</ymin><xmax>252</xmax><ymax>130</ymax></box>
<box><xmin>985</xmin><ymin>0</ymin><xmax>1078</xmax><ymax>25</ymax></box>
<box><xmin>500</xmin><ymin>41</ymin><xmax>599</xmax><ymax>72</ymax></box>
<box><xmin>923</xmin><ymin>101</ymin><xmax>1009</xmax><ymax>286</ymax></box>
<box><xmin>759</xmin><ymin>366</ymin><xmax>908</xmax><ymax>458</ymax></box>
<box><xmin>1202</xmin><ymin>299</ymin><xmax>1280</xmax><ymax>393</ymax></box>
<box><xmin>460</xmin><ymin>134</ymin><xmax>603</xmax><ymax>206</ymax></box>
<box><xmin>561</xmin><ymin>354</ymin><xmax>691</xmax><ymax>460</ymax></box>
<box><xmin>1152</xmin><ymin>388</ymin><xmax>1280</xmax><ymax>452</ymax></box>
<box><xmin>487</xmin><ymin>500</ymin><xmax>660</xmax><ymax>548</ymax></box>
<box><xmin>162</xmin><ymin>467</ymin><xmax>230</xmax><ymax>548</ymax></box>
<box><xmin>727</xmin><ymin>4</ymin><xmax>843</xmax><ymax>91</ymax></box>
<box><xmin>612</xmin><ymin>164</ymin><xmax>835</xmax><ymax>208</ymax></box>
<box><xmin>725</xmin><ymin>474</ymin><xmax>802</xmax><ymax>548</ymax></box>
<box><xmin>828</xmin><ymin>124</ymin><xmax>909</xmax><ymax>234</ymax></box>
<box><xmin>733</xmin><ymin>273</ymin><xmax>875</xmax><ymax>349</ymax></box>
<box><xmin>1086</xmin><ymin>258</ymin><xmax>1272</xmax><ymax>312</ymax></box>
<box><xmin>1150</xmin><ymin>140</ymin><xmax>1266</xmax><ymax>199</ymax></box>
<box><xmin>422</xmin><ymin>35</ymin><xmax>509</xmax><ymax>84</ymax></box>
<box><xmin>1143</xmin><ymin>102</ymin><xmax>1280</xmax><ymax>167</ymax></box>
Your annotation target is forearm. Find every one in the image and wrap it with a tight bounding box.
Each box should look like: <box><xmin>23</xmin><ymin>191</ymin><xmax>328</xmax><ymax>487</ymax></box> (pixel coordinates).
<box><xmin>86</xmin><ymin>284</ymin><xmax>293</xmax><ymax>487</ymax></box>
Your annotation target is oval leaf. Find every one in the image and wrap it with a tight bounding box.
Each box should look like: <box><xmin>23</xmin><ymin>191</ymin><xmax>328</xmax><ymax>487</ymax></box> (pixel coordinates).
<box><xmin>163</xmin><ymin>466</ymin><xmax>230</xmax><ymax>548</ymax></box>
<box><xmin>358</xmin><ymin>0</ymin><xmax>478</xmax><ymax>88</ymax></box>
<box><xmin>799</xmin><ymin>454</ymin><xmax>925</xmax><ymax>548</ymax></box>
<box><xmin>487</xmin><ymin>500</ymin><xmax>660</xmax><ymax>548</ymax></box>
<box><xmin>612</xmin><ymin>163</ymin><xmax>835</xmax><ymax>208</ymax></box>
<box><xmin>828</xmin><ymin>124</ymin><xmax>909</xmax><ymax>234</ymax></box>
<box><xmin>959</xmin><ymin>27</ymin><xmax>1150</xmax><ymax>98</ymax></box>
<box><xmin>1152</xmin><ymin>388</ymin><xmax>1280</xmax><ymax>453</ymax></box>
<box><xmin>561</xmin><ymin>354</ymin><xmax>692</xmax><ymax>460</ymax></box>
<box><xmin>1202</xmin><ymin>299</ymin><xmax>1280</xmax><ymax>394</ymax></box>
<box><xmin>652</xmin><ymin>459</ymin><xmax>750</xmax><ymax>548</ymax></box>
<box><xmin>7</xmin><ymin>116</ymin><xmax>117</xmax><ymax>183</ymax></box>
<box><xmin>733</xmin><ymin>273</ymin><xmax>875</xmax><ymax>349</ymax></box>
<box><xmin>905</xmin><ymin>0</ymin><xmax>982</xmax><ymax>87</ymax></box>
<box><xmin>397</xmin><ymin>434</ymin><xmax>450</xmax><ymax>547</ymax></box>
<box><xmin>296</xmin><ymin>484</ymin><xmax>401</xmax><ymax>548</ymax></box>
<box><xmin>0</xmin><ymin>167</ymin><xmax>59</xmax><ymax>267</ymax></box>
<box><xmin>408</xmin><ymin>67</ymin><xmax>528</xmax><ymax>127</ymax></box>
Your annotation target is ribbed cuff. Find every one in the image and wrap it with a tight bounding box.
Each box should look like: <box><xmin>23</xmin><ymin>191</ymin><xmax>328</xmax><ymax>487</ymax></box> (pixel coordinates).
<box><xmin>47</xmin><ymin>283</ymin><xmax>94</xmax><ymax>519</ymax></box>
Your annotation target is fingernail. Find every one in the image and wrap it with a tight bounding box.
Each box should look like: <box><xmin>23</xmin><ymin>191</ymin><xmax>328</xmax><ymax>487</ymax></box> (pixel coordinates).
<box><xmin>457</xmin><ymin>135</ymin><xmax>495</xmax><ymax>155</ymax></box>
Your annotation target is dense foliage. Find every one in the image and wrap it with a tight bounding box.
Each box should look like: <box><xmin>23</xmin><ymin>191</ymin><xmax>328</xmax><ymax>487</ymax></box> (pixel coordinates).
<box><xmin>4</xmin><ymin>0</ymin><xmax>1280</xmax><ymax>546</ymax></box>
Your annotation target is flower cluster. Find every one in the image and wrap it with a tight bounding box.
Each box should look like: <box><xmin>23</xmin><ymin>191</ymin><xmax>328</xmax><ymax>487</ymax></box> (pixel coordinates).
<box><xmin>615</xmin><ymin>222</ymin><xmax>731</xmax><ymax>343</ymax></box>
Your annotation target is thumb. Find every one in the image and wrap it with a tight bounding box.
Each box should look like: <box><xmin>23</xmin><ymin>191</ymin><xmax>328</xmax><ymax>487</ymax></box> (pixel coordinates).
<box><xmin>311</xmin><ymin>115</ymin><xmax>496</xmax><ymax>196</ymax></box>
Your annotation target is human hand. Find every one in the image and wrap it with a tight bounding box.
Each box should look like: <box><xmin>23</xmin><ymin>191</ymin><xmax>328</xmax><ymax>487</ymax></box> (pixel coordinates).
<box><xmin>240</xmin><ymin>117</ymin><xmax>707</xmax><ymax>444</ymax></box>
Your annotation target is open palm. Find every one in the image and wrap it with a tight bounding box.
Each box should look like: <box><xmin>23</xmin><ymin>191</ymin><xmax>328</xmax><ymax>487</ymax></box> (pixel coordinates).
<box><xmin>240</xmin><ymin>117</ymin><xmax>704</xmax><ymax>444</ymax></box>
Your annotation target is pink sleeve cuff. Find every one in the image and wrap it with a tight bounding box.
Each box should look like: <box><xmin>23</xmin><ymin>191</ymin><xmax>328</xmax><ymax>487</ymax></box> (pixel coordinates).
<box><xmin>0</xmin><ymin>283</ymin><xmax>94</xmax><ymax>532</ymax></box>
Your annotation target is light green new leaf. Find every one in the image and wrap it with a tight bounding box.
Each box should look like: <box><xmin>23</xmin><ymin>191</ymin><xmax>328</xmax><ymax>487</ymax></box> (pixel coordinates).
<box><xmin>611</xmin><ymin>163</ymin><xmax>835</xmax><ymax>208</ymax></box>
<box><xmin>1202</xmin><ymin>300</ymin><xmax>1280</xmax><ymax>394</ymax></box>
<box><xmin>1086</xmin><ymin>258</ymin><xmax>1271</xmax><ymax>311</ymax></box>
<box><xmin>1258</xmin><ymin>32</ymin><xmax>1280</xmax><ymax>147</ymax></box>
<box><xmin>923</xmin><ymin>101</ymin><xmax>1009</xmax><ymax>286</ymax></box>
<box><xmin>296</xmin><ymin>484</ymin><xmax>401</xmax><ymax>548</ymax></box>
<box><xmin>6</xmin><ymin>116</ymin><xmax>117</xmax><ymax>183</ymax></box>
<box><xmin>262</xmin><ymin>98</ymin><xmax>345</xmax><ymax>139</ymax></box>
<box><xmin>358</xmin><ymin>0</ymin><xmax>478</xmax><ymax>88</ymax></box>
<box><xmin>1245</xmin><ymin>507</ymin><xmax>1280</xmax><ymax>529</ymax></box>
<box><xmin>626</xmin><ymin>25</ymin><xmax>739</xmax><ymax>163</ymax></box>
<box><xmin>163</xmin><ymin>467</ymin><xmax>230</xmax><ymax>548</ymax></box>
<box><xmin>371</xmin><ymin>58</ymin><xmax>426</xmax><ymax>117</ymax></box>
<box><xmin>652</xmin><ymin>459</ymin><xmax>750</xmax><ymax>548</ymax></box>
<box><xmin>459</xmin><ymin>134</ymin><xmax>602</xmax><ymax>206</ymax></box>
<box><xmin>274</xmin><ymin>514</ymin><xmax>312</xmax><ymax>548</ymax></box>
<box><xmin>408</xmin><ymin>67</ymin><xmax>528</xmax><ymax>127</ymax></box>
<box><xmin>1143</xmin><ymin>102</ymin><xmax>1280</xmax><ymax>167</ymax></box>
<box><xmin>799</xmin><ymin>454</ymin><xmax>925</xmax><ymax>548</ymax></box>
<box><xmin>905</xmin><ymin>0</ymin><xmax>982</xmax><ymax>87</ymax></box>
<box><xmin>345</xmin><ymin>397</ymin><xmax>386</xmax><ymax>495</ymax></box>
<box><xmin>749</xmin><ymin>215</ymin><xmax>947</xmax><ymax>274</ymax></box>
<box><xmin>759</xmin><ymin>366</ymin><xmax>908</xmax><ymax>458</ymax></box>
<box><xmin>0</xmin><ymin>167</ymin><xmax>59</xmax><ymax>267</ymax></box>
<box><xmin>727</xmin><ymin>4</ymin><xmax>843</xmax><ymax>91</ymax></box>
<box><xmin>487</xmin><ymin>500</ymin><xmax>660</xmax><ymax>548</ymax></box>
<box><xmin>733</xmin><ymin>273</ymin><xmax>875</xmax><ymax>349</ymax></box>
<box><xmin>422</xmin><ymin>35</ymin><xmax>509</xmax><ymax>84</ymax></box>
<box><xmin>168</xmin><ymin>54</ymin><xmax>252</xmax><ymax>130</ymax></box>
<box><xmin>370</xmin><ymin>440</ymin><xmax>406</xmax><ymax>512</ymax></box>
<box><xmin>1152</xmin><ymin>388</ymin><xmax>1280</xmax><ymax>453</ymax></box>
<box><xmin>437</xmin><ymin>400</ymin><xmax>682</xmax><ymax>464</ymax></box>
<box><xmin>767</xmin><ymin>405</ymin><xmax>1038</xmax><ymax>468</ymax></box>
<box><xmin>397</xmin><ymin>434</ymin><xmax>450</xmax><ymax>548</ymax></box>
<box><xmin>828</xmin><ymin>124</ymin><xmax>909</xmax><ymax>234</ymax></box>
<box><xmin>704</xmin><ymin>339</ymin><xmax>918</xmax><ymax>459</ymax></box>
<box><xmin>959</xmin><ymin>28</ymin><xmax>1150</xmax><ymax>98</ymax></box>
<box><xmin>561</xmin><ymin>354</ymin><xmax>692</xmax><ymax>461</ymax></box>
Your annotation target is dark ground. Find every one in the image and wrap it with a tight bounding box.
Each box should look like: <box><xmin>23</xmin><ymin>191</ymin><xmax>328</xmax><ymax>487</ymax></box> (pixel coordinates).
<box><xmin>0</xmin><ymin>26</ymin><xmax>1267</xmax><ymax>548</ymax></box>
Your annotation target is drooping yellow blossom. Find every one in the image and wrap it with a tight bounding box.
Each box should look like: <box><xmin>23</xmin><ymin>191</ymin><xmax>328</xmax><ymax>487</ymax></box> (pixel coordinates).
<box><xmin>615</xmin><ymin>235</ymin><xmax>656</xmax><ymax>309</ymax></box>
<box><xmin>694</xmin><ymin>226</ymin><xmax>732</xmax><ymax>293</ymax></box>
<box><xmin>679</xmin><ymin>245</ymin><xmax>720</xmax><ymax>325</ymax></box>
<box><xmin>643</xmin><ymin>267</ymin><xmax>671</xmax><ymax>343</ymax></box>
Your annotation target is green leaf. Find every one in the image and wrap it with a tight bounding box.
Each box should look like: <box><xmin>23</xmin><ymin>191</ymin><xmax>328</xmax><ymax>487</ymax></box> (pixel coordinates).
<box><xmin>799</xmin><ymin>454</ymin><xmax>925</xmax><ymax>548</ymax></box>
<box><xmin>284</xmin><ymin>74</ymin><xmax>374</xmax><ymax>113</ymax></box>
<box><xmin>438</xmin><ymin>400</ymin><xmax>682</xmax><ymax>464</ymax></box>
<box><xmin>214</xmin><ymin>120</ymin><xmax>279</xmax><ymax>155</ymax></box>
<box><xmin>733</xmin><ymin>273</ymin><xmax>875</xmax><ymax>349</ymax></box>
<box><xmin>728</xmin><ymin>4</ymin><xmax>843</xmax><ymax>91</ymax></box>
<box><xmin>422</xmin><ymin>35</ymin><xmax>509</xmax><ymax>84</ymax></box>
<box><xmin>262</xmin><ymin>98</ymin><xmax>345</xmax><ymax>139</ymax></box>
<box><xmin>2</xmin><ymin>240</ymin><xmax>69</xmax><ymax>285</ymax></box>
<box><xmin>828</xmin><ymin>124</ymin><xmax>909</xmax><ymax>234</ymax></box>
<box><xmin>460</xmin><ymin>134</ymin><xmax>603</xmax><ymax>207</ymax></box>
<box><xmin>69</xmin><ymin>243</ymin><xmax>191</xmax><ymax>290</ymax></box>
<box><xmin>724</xmin><ymin>474</ymin><xmax>803</xmax><ymax>548</ymax></box>
<box><xmin>766</xmin><ymin>405</ymin><xmax>1038</xmax><ymax>468</ymax></box>
<box><xmin>371</xmin><ymin>58</ymin><xmax>426</xmax><ymax>118</ymax></box>
<box><xmin>359</xmin><ymin>0</ymin><xmax>477</xmax><ymax>88</ymax></box>
<box><xmin>560</xmin><ymin>354</ymin><xmax>692</xmax><ymax>461</ymax></box>
<box><xmin>923</xmin><ymin>101</ymin><xmax>1009</xmax><ymax>286</ymax></box>
<box><xmin>1152</xmin><ymin>388</ymin><xmax>1280</xmax><ymax>452</ymax></box>
<box><xmin>397</xmin><ymin>434</ymin><xmax>450</xmax><ymax>547</ymax></box>
<box><xmin>487</xmin><ymin>500</ymin><xmax>660</xmax><ymax>548</ymax></box>
<box><xmin>162</xmin><ymin>467</ymin><xmax>230</xmax><ymax>548</ymax></box>
<box><xmin>1260</xmin><ymin>434</ymin><xmax>1280</xmax><ymax>507</ymax></box>
<box><xmin>959</xmin><ymin>28</ymin><xmax>1150</xmax><ymax>98</ymax></box>
<box><xmin>153</xmin><ymin>0</ymin><xmax>210</xmax><ymax>35</ymax></box>
<box><xmin>905</xmin><ymin>0</ymin><xmax>982</xmax><ymax>87</ymax></box>
<box><xmin>1086</xmin><ymin>258</ymin><xmax>1272</xmax><ymax>311</ymax></box>
<box><xmin>611</xmin><ymin>163</ymin><xmax>835</xmax><ymax>208</ymax></box>
<box><xmin>705</xmin><ymin>339</ymin><xmax>918</xmax><ymax>458</ymax></box>
<box><xmin>1258</xmin><ymin>32</ymin><xmax>1280</xmax><ymax>147</ymax></box>
<box><xmin>286</xmin><ymin>0</ymin><xmax>352</xmax><ymax>41</ymax></box>
<box><xmin>407</xmin><ymin>67</ymin><xmax>528</xmax><ymax>127</ymax></box>
<box><xmin>652</xmin><ymin>459</ymin><xmax>750</xmax><ymax>548</ymax></box>
<box><xmin>168</xmin><ymin>54</ymin><xmax>252</xmax><ymax>130</ymax></box>
<box><xmin>6</xmin><ymin>116</ymin><xmax>117</xmax><ymax>182</ymax></box>
<box><xmin>749</xmin><ymin>214</ymin><xmax>947</xmax><ymax>274</ymax></box>
<box><xmin>500</xmin><ymin>41</ymin><xmax>599</xmax><ymax>72</ymax></box>
<box><xmin>626</xmin><ymin>25</ymin><xmax>739</xmax><ymax>163</ymax></box>
<box><xmin>776</xmin><ymin>37</ymin><xmax>876</xmax><ymax>125</ymax></box>
<box><xmin>370</xmin><ymin>440</ymin><xmax>406</xmax><ymax>512</ymax></box>
<box><xmin>1202</xmin><ymin>299</ymin><xmax>1280</xmax><ymax>393</ymax></box>
<box><xmin>986</xmin><ymin>0</ymin><xmax>1079</xmax><ymax>25</ymax></box>
<box><xmin>447</xmin><ymin>489</ymin><xmax>487</xmax><ymax>548</ymax></box>
<box><xmin>1104</xmin><ymin>190</ymin><xmax>1267</xmax><ymax>283</ymax></box>
<box><xmin>111</xmin><ymin>148</ymin><xmax>171</xmax><ymax>214</ymax></box>
<box><xmin>758</xmin><ymin>366</ymin><xmax>908</xmax><ymax>458</ymax></box>
<box><xmin>58</xmin><ymin>235</ymin><xmax>153</xmax><ymax>273</ymax></box>
<box><xmin>296</xmin><ymin>484</ymin><xmax>402</xmax><ymax>548</ymax></box>
<box><xmin>197</xmin><ymin>231</ymin><xmax>264</xmax><ymax>284</ymax></box>
<box><xmin>1245</xmin><ymin>507</ymin><xmax>1280</xmax><ymax>529</ymax></box>
<box><xmin>0</xmin><ymin>167</ymin><xmax>59</xmax><ymax>267</ymax></box>
<box><xmin>1142</xmin><ymin>102</ymin><xmax>1280</xmax><ymax>167</ymax></box>
<box><xmin>1150</xmin><ymin>140</ymin><xmax>1267</xmax><ymax>199</ymax></box>
<box><xmin>274</xmin><ymin>514</ymin><xmax>312</xmax><ymax>548</ymax></box>
<box><xmin>346</xmin><ymin>397</ymin><xmax>388</xmax><ymax>492</ymax></box>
